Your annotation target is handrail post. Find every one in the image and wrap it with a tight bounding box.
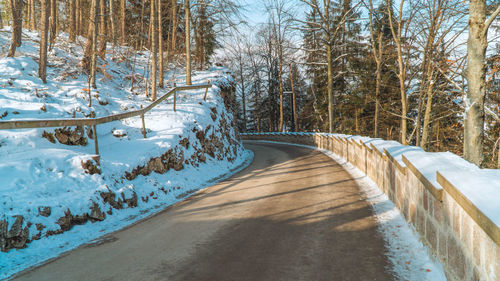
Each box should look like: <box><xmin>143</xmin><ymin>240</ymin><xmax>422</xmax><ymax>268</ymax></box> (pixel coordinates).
<box><xmin>173</xmin><ymin>90</ymin><xmax>177</xmax><ymax>112</ymax></box>
<box><xmin>203</xmin><ymin>86</ymin><xmax>209</xmax><ymax>101</ymax></box>
<box><xmin>93</xmin><ymin>124</ymin><xmax>99</xmax><ymax>156</ymax></box>
<box><xmin>140</xmin><ymin>105</ymin><xmax>147</xmax><ymax>138</ymax></box>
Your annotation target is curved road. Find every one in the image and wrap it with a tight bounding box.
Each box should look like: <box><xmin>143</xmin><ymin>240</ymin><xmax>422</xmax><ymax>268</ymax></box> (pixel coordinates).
<box><xmin>15</xmin><ymin>141</ymin><xmax>393</xmax><ymax>281</ymax></box>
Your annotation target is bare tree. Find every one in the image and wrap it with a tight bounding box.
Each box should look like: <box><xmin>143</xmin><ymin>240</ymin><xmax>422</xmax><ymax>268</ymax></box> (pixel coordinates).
<box><xmin>367</xmin><ymin>0</ymin><xmax>383</xmax><ymax>138</ymax></box>
<box><xmin>0</xmin><ymin>4</ymin><xmax>3</xmax><ymax>29</ymax></box>
<box><xmin>69</xmin><ymin>0</ymin><xmax>76</xmax><ymax>42</ymax></box>
<box><xmin>39</xmin><ymin>0</ymin><xmax>50</xmax><ymax>83</ymax></box>
<box><xmin>299</xmin><ymin>0</ymin><xmax>359</xmax><ymax>133</ymax></box>
<box><xmin>185</xmin><ymin>0</ymin><xmax>192</xmax><ymax>85</ymax></box>
<box><xmin>171</xmin><ymin>0</ymin><xmax>178</xmax><ymax>53</ymax></box>
<box><xmin>151</xmin><ymin>0</ymin><xmax>158</xmax><ymax>100</ymax></box>
<box><xmin>464</xmin><ymin>1</ymin><xmax>500</xmax><ymax>165</ymax></box>
<box><xmin>98</xmin><ymin>0</ymin><xmax>108</xmax><ymax>57</ymax></box>
<box><xmin>30</xmin><ymin>0</ymin><xmax>36</xmax><ymax>30</ymax></box>
<box><xmin>48</xmin><ymin>0</ymin><xmax>57</xmax><ymax>50</ymax></box>
<box><xmin>120</xmin><ymin>0</ymin><xmax>126</xmax><ymax>44</ymax></box>
<box><xmin>386</xmin><ymin>0</ymin><xmax>411</xmax><ymax>145</ymax></box>
<box><xmin>158</xmin><ymin>0</ymin><xmax>164</xmax><ymax>88</ymax></box>
<box><xmin>7</xmin><ymin>0</ymin><xmax>23</xmax><ymax>57</ymax></box>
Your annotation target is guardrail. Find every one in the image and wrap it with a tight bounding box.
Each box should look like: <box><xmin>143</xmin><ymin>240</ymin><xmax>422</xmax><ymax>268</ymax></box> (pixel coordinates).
<box><xmin>0</xmin><ymin>84</ymin><xmax>212</xmax><ymax>156</ymax></box>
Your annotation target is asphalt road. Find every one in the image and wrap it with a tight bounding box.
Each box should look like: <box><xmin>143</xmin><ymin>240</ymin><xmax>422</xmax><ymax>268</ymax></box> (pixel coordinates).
<box><xmin>14</xmin><ymin>141</ymin><xmax>393</xmax><ymax>281</ymax></box>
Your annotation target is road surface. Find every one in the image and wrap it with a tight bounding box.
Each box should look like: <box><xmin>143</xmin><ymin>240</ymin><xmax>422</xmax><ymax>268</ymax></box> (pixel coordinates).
<box><xmin>14</xmin><ymin>141</ymin><xmax>394</xmax><ymax>281</ymax></box>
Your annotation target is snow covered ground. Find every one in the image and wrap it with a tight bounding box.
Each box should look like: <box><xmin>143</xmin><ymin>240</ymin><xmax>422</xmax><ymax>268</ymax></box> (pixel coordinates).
<box><xmin>0</xmin><ymin>27</ymin><xmax>251</xmax><ymax>279</ymax></box>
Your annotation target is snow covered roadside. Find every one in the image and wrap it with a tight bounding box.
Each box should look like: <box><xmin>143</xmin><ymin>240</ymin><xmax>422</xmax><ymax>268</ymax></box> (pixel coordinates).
<box><xmin>249</xmin><ymin>140</ymin><xmax>447</xmax><ymax>281</ymax></box>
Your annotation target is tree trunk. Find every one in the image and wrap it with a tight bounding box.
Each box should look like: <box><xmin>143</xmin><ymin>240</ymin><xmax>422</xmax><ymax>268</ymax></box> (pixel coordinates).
<box><xmin>278</xmin><ymin>51</ymin><xmax>284</xmax><ymax>132</ymax></box>
<box><xmin>326</xmin><ymin>37</ymin><xmax>334</xmax><ymax>133</ymax></box>
<box><xmin>75</xmin><ymin>0</ymin><xmax>81</xmax><ymax>36</ymax></box>
<box><xmin>69</xmin><ymin>0</ymin><xmax>76</xmax><ymax>42</ymax></box>
<box><xmin>30</xmin><ymin>0</ymin><xmax>36</xmax><ymax>30</ymax></box>
<box><xmin>239</xmin><ymin>54</ymin><xmax>246</xmax><ymax>132</ymax></box>
<box><xmin>98</xmin><ymin>0</ymin><xmax>107</xmax><ymax>57</ymax></box>
<box><xmin>158</xmin><ymin>0</ymin><xmax>164</xmax><ymax>88</ymax></box>
<box><xmin>171</xmin><ymin>0</ymin><xmax>177</xmax><ymax>52</ymax></box>
<box><xmin>109</xmin><ymin>0</ymin><xmax>115</xmax><ymax>43</ymax></box>
<box><xmin>185</xmin><ymin>0</ymin><xmax>191</xmax><ymax>85</ymax></box>
<box><xmin>48</xmin><ymin>0</ymin><xmax>57</xmax><ymax>50</ymax></box>
<box><xmin>26</xmin><ymin>0</ymin><xmax>31</xmax><ymax>30</ymax></box>
<box><xmin>0</xmin><ymin>4</ymin><xmax>3</xmax><ymax>29</ymax></box>
<box><xmin>464</xmin><ymin>0</ymin><xmax>489</xmax><ymax>166</ymax></box>
<box><xmin>289</xmin><ymin>63</ymin><xmax>298</xmax><ymax>132</ymax></box>
<box><xmin>420</xmin><ymin>76</ymin><xmax>435</xmax><ymax>150</ymax></box>
<box><xmin>89</xmin><ymin>0</ymin><xmax>99</xmax><ymax>89</ymax></box>
<box><xmin>374</xmin><ymin>34</ymin><xmax>382</xmax><ymax>138</ymax></box>
<box><xmin>120</xmin><ymin>0</ymin><xmax>126</xmax><ymax>44</ymax></box>
<box><xmin>39</xmin><ymin>0</ymin><xmax>49</xmax><ymax>83</ymax></box>
<box><xmin>150</xmin><ymin>0</ymin><xmax>157</xmax><ymax>100</ymax></box>
<box><xmin>7</xmin><ymin>0</ymin><xmax>23</xmax><ymax>57</ymax></box>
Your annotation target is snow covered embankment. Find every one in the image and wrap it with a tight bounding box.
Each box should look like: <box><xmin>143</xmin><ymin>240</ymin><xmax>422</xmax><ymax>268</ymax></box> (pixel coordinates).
<box><xmin>0</xmin><ymin>27</ymin><xmax>252</xmax><ymax>278</ymax></box>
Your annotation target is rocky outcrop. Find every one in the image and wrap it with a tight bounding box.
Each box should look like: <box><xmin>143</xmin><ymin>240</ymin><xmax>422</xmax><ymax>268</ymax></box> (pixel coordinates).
<box><xmin>0</xmin><ymin>216</ymin><xmax>30</xmax><ymax>252</ymax></box>
<box><xmin>54</xmin><ymin>126</ymin><xmax>88</xmax><ymax>146</ymax></box>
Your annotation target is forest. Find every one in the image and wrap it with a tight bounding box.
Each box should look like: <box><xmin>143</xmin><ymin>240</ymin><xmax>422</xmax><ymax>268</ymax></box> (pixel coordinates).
<box><xmin>0</xmin><ymin>0</ymin><xmax>499</xmax><ymax>167</ymax></box>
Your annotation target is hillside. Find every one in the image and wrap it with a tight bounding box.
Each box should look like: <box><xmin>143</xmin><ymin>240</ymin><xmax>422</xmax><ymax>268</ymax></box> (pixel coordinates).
<box><xmin>0</xmin><ymin>27</ymin><xmax>252</xmax><ymax>278</ymax></box>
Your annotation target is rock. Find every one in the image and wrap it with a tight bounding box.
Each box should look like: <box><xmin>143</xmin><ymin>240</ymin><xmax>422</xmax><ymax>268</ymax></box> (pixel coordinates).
<box><xmin>35</xmin><ymin>223</ymin><xmax>46</xmax><ymax>231</ymax></box>
<box><xmin>148</xmin><ymin>157</ymin><xmax>167</xmax><ymax>174</ymax></box>
<box><xmin>10</xmin><ymin>227</ymin><xmax>29</xmax><ymax>249</ymax></box>
<box><xmin>6</xmin><ymin>216</ymin><xmax>23</xmax><ymax>239</ymax></box>
<box><xmin>179</xmin><ymin>137</ymin><xmax>190</xmax><ymax>149</ymax></box>
<box><xmin>0</xmin><ymin>220</ymin><xmax>7</xmax><ymax>252</ymax></box>
<box><xmin>81</xmin><ymin>159</ymin><xmax>101</xmax><ymax>175</ymax></box>
<box><xmin>57</xmin><ymin>209</ymin><xmax>73</xmax><ymax>231</ymax></box>
<box><xmin>38</xmin><ymin>206</ymin><xmax>51</xmax><ymax>217</ymax></box>
<box><xmin>100</xmin><ymin>191</ymin><xmax>123</xmax><ymax>209</ymax></box>
<box><xmin>55</xmin><ymin>130</ymin><xmax>69</xmax><ymax>144</ymax></box>
<box><xmin>89</xmin><ymin>202</ymin><xmax>106</xmax><ymax>221</ymax></box>
<box><xmin>122</xmin><ymin>192</ymin><xmax>138</xmax><ymax>208</ymax></box>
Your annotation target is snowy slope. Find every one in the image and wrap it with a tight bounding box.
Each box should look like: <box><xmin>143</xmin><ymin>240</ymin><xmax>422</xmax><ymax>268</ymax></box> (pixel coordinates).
<box><xmin>0</xmin><ymin>27</ymin><xmax>252</xmax><ymax>279</ymax></box>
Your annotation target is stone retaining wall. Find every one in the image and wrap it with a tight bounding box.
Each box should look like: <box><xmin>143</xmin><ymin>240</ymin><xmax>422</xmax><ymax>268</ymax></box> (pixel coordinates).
<box><xmin>242</xmin><ymin>133</ymin><xmax>500</xmax><ymax>281</ymax></box>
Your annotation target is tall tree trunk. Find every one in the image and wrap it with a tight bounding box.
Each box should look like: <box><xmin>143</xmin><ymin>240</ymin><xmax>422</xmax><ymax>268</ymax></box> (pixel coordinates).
<box><xmin>120</xmin><ymin>0</ymin><xmax>126</xmax><ymax>44</ymax></box>
<box><xmin>185</xmin><ymin>0</ymin><xmax>191</xmax><ymax>85</ymax></box>
<box><xmin>158</xmin><ymin>0</ymin><xmax>164</xmax><ymax>88</ymax></box>
<box><xmin>387</xmin><ymin>0</ymin><xmax>408</xmax><ymax>145</ymax></box>
<box><xmin>289</xmin><ymin>63</ymin><xmax>298</xmax><ymax>132</ymax></box>
<box><xmin>171</xmin><ymin>0</ymin><xmax>177</xmax><ymax>52</ymax></box>
<box><xmin>7</xmin><ymin>0</ymin><xmax>23</xmax><ymax>57</ymax></box>
<box><xmin>75</xmin><ymin>0</ymin><xmax>80</xmax><ymax>35</ymax></box>
<box><xmin>150</xmin><ymin>0</ymin><xmax>157</xmax><ymax>100</ymax></box>
<box><xmin>98</xmin><ymin>0</ymin><xmax>107</xmax><ymax>57</ymax></box>
<box><xmin>0</xmin><ymin>4</ymin><xmax>3</xmax><ymax>29</ymax></box>
<box><xmin>48</xmin><ymin>0</ymin><xmax>57</xmax><ymax>50</ymax></box>
<box><xmin>421</xmin><ymin>70</ymin><xmax>436</xmax><ymax>149</ymax></box>
<box><xmin>69</xmin><ymin>0</ymin><xmax>76</xmax><ymax>42</ymax></box>
<box><xmin>26</xmin><ymin>0</ymin><xmax>31</xmax><ymax>30</ymax></box>
<box><xmin>30</xmin><ymin>0</ymin><xmax>36</xmax><ymax>30</ymax></box>
<box><xmin>88</xmin><ymin>0</ymin><xmax>99</xmax><ymax>89</ymax></box>
<box><xmin>278</xmin><ymin>47</ymin><xmax>284</xmax><ymax>132</ymax></box>
<box><xmin>109</xmin><ymin>0</ymin><xmax>115</xmax><ymax>43</ymax></box>
<box><xmin>239</xmin><ymin>54</ymin><xmax>246</xmax><ymax>132</ymax></box>
<box><xmin>326</xmin><ymin>38</ymin><xmax>334</xmax><ymax>133</ymax></box>
<box><xmin>463</xmin><ymin>0</ymin><xmax>499</xmax><ymax>166</ymax></box>
<box><xmin>39</xmin><ymin>0</ymin><xmax>49</xmax><ymax>83</ymax></box>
